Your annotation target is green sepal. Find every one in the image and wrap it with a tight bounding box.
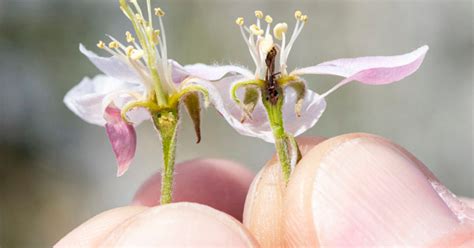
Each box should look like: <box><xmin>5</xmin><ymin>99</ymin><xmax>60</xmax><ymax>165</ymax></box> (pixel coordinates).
<box><xmin>285</xmin><ymin>81</ymin><xmax>306</xmax><ymax>117</ymax></box>
<box><xmin>183</xmin><ymin>92</ymin><xmax>202</xmax><ymax>143</ymax></box>
<box><xmin>286</xmin><ymin>135</ymin><xmax>302</xmax><ymax>168</ymax></box>
<box><xmin>231</xmin><ymin>79</ymin><xmax>264</xmax><ymax>122</ymax></box>
<box><xmin>240</xmin><ymin>87</ymin><xmax>260</xmax><ymax>122</ymax></box>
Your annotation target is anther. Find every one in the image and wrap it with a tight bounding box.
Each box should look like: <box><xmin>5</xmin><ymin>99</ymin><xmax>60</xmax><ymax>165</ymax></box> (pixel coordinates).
<box><xmin>235</xmin><ymin>17</ymin><xmax>244</xmax><ymax>26</ymax></box>
<box><xmin>135</xmin><ymin>13</ymin><xmax>144</xmax><ymax>24</ymax></box>
<box><xmin>255</xmin><ymin>10</ymin><xmax>264</xmax><ymax>19</ymax></box>
<box><xmin>125</xmin><ymin>31</ymin><xmax>135</xmax><ymax>43</ymax></box>
<box><xmin>265</xmin><ymin>15</ymin><xmax>273</xmax><ymax>24</ymax></box>
<box><xmin>125</xmin><ymin>46</ymin><xmax>135</xmax><ymax>57</ymax></box>
<box><xmin>97</xmin><ymin>40</ymin><xmax>105</xmax><ymax>49</ymax></box>
<box><xmin>273</xmin><ymin>22</ymin><xmax>288</xmax><ymax>40</ymax></box>
<box><xmin>300</xmin><ymin>15</ymin><xmax>308</xmax><ymax>22</ymax></box>
<box><xmin>294</xmin><ymin>10</ymin><xmax>302</xmax><ymax>20</ymax></box>
<box><xmin>155</xmin><ymin>8</ymin><xmax>165</xmax><ymax>17</ymax></box>
<box><xmin>130</xmin><ymin>49</ymin><xmax>144</xmax><ymax>60</ymax></box>
<box><xmin>108</xmin><ymin>41</ymin><xmax>120</xmax><ymax>49</ymax></box>
<box><xmin>250</xmin><ymin>24</ymin><xmax>264</xmax><ymax>36</ymax></box>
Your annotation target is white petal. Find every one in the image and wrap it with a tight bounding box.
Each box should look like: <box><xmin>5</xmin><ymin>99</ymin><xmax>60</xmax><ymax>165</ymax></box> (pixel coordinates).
<box><xmin>184</xmin><ymin>64</ymin><xmax>254</xmax><ymax>81</ymax></box>
<box><xmin>169</xmin><ymin>59</ymin><xmax>189</xmax><ymax>84</ymax></box>
<box><xmin>291</xmin><ymin>46</ymin><xmax>428</xmax><ymax>85</ymax></box>
<box><xmin>183</xmin><ymin>76</ymin><xmax>326</xmax><ymax>143</ymax></box>
<box><xmin>64</xmin><ymin>75</ymin><xmax>149</xmax><ymax>126</ymax></box>
<box><xmin>79</xmin><ymin>44</ymin><xmax>142</xmax><ymax>84</ymax></box>
<box><xmin>282</xmin><ymin>85</ymin><xmax>327</xmax><ymax>140</ymax></box>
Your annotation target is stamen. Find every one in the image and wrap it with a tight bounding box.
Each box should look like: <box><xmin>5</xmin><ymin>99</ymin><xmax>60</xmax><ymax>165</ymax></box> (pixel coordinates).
<box><xmin>273</xmin><ymin>22</ymin><xmax>287</xmax><ymax>40</ymax></box>
<box><xmin>264</xmin><ymin>15</ymin><xmax>273</xmax><ymax>24</ymax></box>
<box><xmin>97</xmin><ymin>40</ymin><xmax>106</xmax><ymax>49</ymax></box>
<box><xmin>250</xmin><ymin>24</ymin><xmax>264</xmax><ymax>36</ymax></box>
<box><xmin>130</xmin><ymin>49</ymin><xmax>144</xmax><ymax>60</ymax></box>
<box><xmin>235</xmin><ymin>17</ymin><xmax>244</xmax><ymax>26</ymax></box>
<box><xmin>126</xmin><ymin>31</ymin><xmax>135</xmax><ymax>43</ymax></box>
<box><xmin>155</xmin><ymin>8</ymin><xmax>165</xmax><ymax>17</ymax></box>
<box><xmin>135</xmin><ymin>13</ymin><xmax>145</xmax><ymax>24</ymax></box>
<box><xmin>294</xmin><ymin>10</ymin><xmax>302</xmax><ymax>20</ymax></box>
<box><xmin>108</xmin><ymin>41</ymin><xmax>120</xmax><ymax>49</ymax></box>
<box><xmin>125</xmin><ymin>46</ymin><xmax>135</xmax><ymax>57</ymax></box>
<box><xmin>264</xmin><ymin>15</ymin><xmax>273</xmax><ymax>36</ymax></box>
<box><xmin>255</xmin><ymin>10</ymin><xmax>264</xmax><ymax>19</ymax></box>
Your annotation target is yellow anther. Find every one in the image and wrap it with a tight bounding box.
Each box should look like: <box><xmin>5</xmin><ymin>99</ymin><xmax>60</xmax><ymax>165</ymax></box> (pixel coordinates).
<box><xmin>255</xmin><ymin>10</ymin><xmax>263</xmax><ymax>19</ymax></box>
<box><xmin>108</xmin><ymin>41</ymin><xmax>120</xmax><ymax>49</ymax></box>
<box><xmin>265</xmin><ymin>15</ymin><xmax>273</xmax><ymax>24</ymax></box>
<box><xmin>273</xmin><ymin>22</ymin><xmax>288</xmax><ymax>40</ymax></box>
<box><xmin>249</xmin><ymin>24</ymin><xmax>264</xmax><ymax>36</ymax></box>
<box><xmin>294</xmin><ymin>10</ymin><xmax>302</xmax><ymax>20</ymax></box>
<box><xmin>235</xmin><ymin>17</ymin><xmax>244</xmax><ymax>26</ymax></box>
<box><xmin>155</xmin><ymin>8</ymin><xmax>165</xmax><ymax>17</ymax></box>
<box><xmin>130</xmin><ymin>49</ymin><xmax>144</xmax><ymax>60</ymax></box>
<box><xmin>300</xmin><ymin>15</ymin><xmax>308</xmax><ymax>22</ymax></box>
<box><xmin>97</xmin><ymin>40</ymin><xmax>105</xmax><ymax>49</ymax></box>
<box><xmin>134</xmin><ymin>13</ymin><xmax>145</xmax><ymax>24</ymax></box>
<box><xmin>125</xmin><ymin>31</ymin><xmax>135</xmax><ymax>43</ymax></box>
<box><xmin>125</xmin><ymin>46</ymin><xmax>135</xmax><ymax>57</ymax></box>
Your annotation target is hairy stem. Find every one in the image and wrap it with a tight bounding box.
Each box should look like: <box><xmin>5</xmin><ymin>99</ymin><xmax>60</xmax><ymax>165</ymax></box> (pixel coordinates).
<box><xmin>153</xmin><ymin>109</ymin><xmax>179</xmax><ymax>205</ymax></box>
<box><xmin>263</xmin><ymin>92</ymin><xmax>292</xmax><ymax>183</ymax></box>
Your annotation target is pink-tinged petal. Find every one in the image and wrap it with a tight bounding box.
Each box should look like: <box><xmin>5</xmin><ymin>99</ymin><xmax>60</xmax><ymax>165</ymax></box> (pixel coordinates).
<box><xmin>64</xmin><ymin>75</ymin><xmax>149</xmax><ymax>126</ymax></box>
<box><xmin>80</xmin><ymin>44</ymin><xmax>141</xmax><ymax>84</ymax></box>
<box><xmin>104</xmin><ymin>105</ymin><xmax>137</xmax><ymax>177</ymax></box>
<box><xmin>182</xmin><ymin>76</ymin><xmax>326</xmax><ymax>143</ymax></box>
<box><xmin>292</xmin><ymin>45</ymin><xmax>428</xmax><ymax>85</ymax></box>
<box><xmin>169</xmin><ymin>59</ymin><xmax>189</xmax><ymax>84</ymax></box>
<box><xmin>184</xmin><ymin>64</ymin><xmax>254</xmax><ymax>81</ymax></box>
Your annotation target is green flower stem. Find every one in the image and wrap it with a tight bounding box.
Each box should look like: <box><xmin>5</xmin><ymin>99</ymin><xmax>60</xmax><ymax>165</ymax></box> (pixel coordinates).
<box><xmin>263</xmin><ymin>94</ymin><xmax>292</xmax><ymax>183</ymax></box>
<box><xmin>153</xmin><ymin>109</ymin><xmax>179</xmax><ymax>205</ymax></box>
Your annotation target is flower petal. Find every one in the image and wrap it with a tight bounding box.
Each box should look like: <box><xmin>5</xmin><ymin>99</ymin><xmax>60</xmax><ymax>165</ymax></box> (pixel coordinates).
<box><xmin>184</xmin><ymin>64</ymin><xmax>254</xmax><ymax>81</ymax></box>
<box><xmin>80</xmin><ymin>44</ymin><xmax>141</xmax><ymax>84</ymax></box>
<box><xmin>64</xmin><ymin>75</ymin><xmax>149</xmax><ymax>126</ymax></box>
<box><xmin>104</xmin><ymin>105</ymin><xmax>137</xmax><ymax>177</ymax></box>
<box><xmin>183</xmin><ymin>76</ymin><xmax>326</xmax><ymax>143</ymax></box>
<box><xmin>292</xmin><ymin>45</ymin><xmax>429</xmax><ymax>85</ymax></box>
<box><xmin>169</xmin><ymin>59</ymin><xmax>189</xmax><ymax>84</ymax></box>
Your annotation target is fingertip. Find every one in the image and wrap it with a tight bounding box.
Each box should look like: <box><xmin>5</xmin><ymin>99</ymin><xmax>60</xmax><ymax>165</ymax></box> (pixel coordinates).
<box><xmin>284</xmin><ymin>133</ymin><xmax>471</xmax><ymax>246</ymax></box>
<box><xmin>243</xmin><ymin>136</ymin><xmax>325</xmax><ymax>247</ymax></box>
<box><xmin>100</xmin><ymin>203</ymin><xmax>259</xmax><ymax>247</ymax></box>
<box><xmin>54</xmin><ymin>206</ymin><xmax>148</xmax><ymax>247</ymax></box>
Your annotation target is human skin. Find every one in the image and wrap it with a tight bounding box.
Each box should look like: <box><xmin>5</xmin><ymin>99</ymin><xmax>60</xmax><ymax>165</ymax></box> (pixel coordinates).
<box><xmin>55</xmin><ymin>134</ymin><xmax>474</xmax><ymax>247</ymax></box>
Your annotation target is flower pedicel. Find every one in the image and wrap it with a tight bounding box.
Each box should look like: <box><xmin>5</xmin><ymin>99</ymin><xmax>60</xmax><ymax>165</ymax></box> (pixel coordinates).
<box><xmin>191</xmin><ymin>11</ymin><xmax>429</xmax><ymax>182</ymax></box>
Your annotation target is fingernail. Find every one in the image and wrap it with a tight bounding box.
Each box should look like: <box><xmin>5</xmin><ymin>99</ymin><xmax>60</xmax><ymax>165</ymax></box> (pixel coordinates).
<box><xmin>309</xmin><ymin>136</ymin><xmax>472</xmax><ymax>246</ymax></box>
<box><xmin>100</xmin><ymin>203</ymin><xmax>258</xmax><ymax>247</ymax></box>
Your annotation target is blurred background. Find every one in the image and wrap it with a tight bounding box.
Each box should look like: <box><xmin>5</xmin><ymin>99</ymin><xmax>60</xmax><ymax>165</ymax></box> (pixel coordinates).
<box><xmin>0</xmin><ymin>0</ymin><xmax>472</xmax><ymax>246</ymax></box>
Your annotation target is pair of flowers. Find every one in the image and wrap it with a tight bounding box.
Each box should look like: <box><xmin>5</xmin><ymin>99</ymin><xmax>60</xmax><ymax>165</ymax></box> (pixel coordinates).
<box><xmin>64</xmin><ymin>0</ymin><xmax>428</xmax><ymax>204</ymax></box>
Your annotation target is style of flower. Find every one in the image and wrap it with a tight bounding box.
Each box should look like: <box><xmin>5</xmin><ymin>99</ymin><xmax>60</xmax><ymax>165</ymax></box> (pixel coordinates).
<box><xmin>193</xmin><ymin>10</ymin><xmax>429</xmax><ymax>181</ymax></box>
<box><xmin>63</xmin><ymin>0</ymin><xmax>243</xmax><ymax>204</ymax></box>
